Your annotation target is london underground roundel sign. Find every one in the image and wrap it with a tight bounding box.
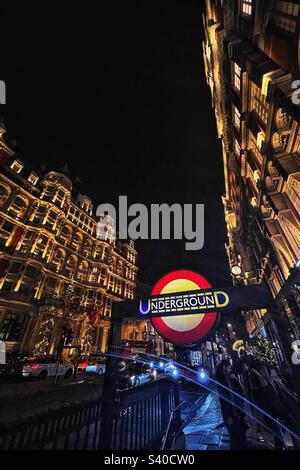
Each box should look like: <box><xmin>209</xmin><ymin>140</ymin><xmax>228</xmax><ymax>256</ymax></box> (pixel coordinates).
<box><xmin>150</xmin><ymin>270</ymin><xmax>218</xmax><ymax>347</ymax></box>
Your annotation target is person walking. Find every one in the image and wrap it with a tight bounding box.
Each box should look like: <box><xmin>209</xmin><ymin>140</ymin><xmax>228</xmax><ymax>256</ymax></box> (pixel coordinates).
<box><xmin>241</xmin><ymin>357</ymin><xmax>285</xmax><ymax>449</ymax></box>
<box><xmin>215</xmin><ymin>359</ymin><xmax>248</xmax><ymax>450</ymax></box>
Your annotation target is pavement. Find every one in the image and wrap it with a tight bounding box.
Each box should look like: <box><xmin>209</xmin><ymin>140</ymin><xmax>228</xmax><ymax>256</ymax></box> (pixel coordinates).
<box><xmin>181</xmin><ymin>386</ymin><xmax>297</xmax><ymax>450</ymax></box>
<box><xmin>183</xmin><ymin>390</ymin><xmax>230</xmax><ymax>450</ymax></box>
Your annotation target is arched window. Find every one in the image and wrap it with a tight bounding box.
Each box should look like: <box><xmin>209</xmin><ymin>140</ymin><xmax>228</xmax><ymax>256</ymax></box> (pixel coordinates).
<box><xmin>77</xmin><ymin>260</ymin><xmax>88</xmax><ymax>282</ymax></box>
<box><xmin>72</xmin><ymin>232</ymin><xmax>83</xmax><ymax>251</ymax></box>
<box><xmin>65</xmin><ymin>255</ymin><xmax>78</xmax><ymax>278</ymax></box>
<box><xmin>275</xmin><ymin>108</ymin><xmax>292</xmax><ymax>130</ymax></box>
<box><xmin>82</xmin><ymin>239</ymin><xmax>92</xmax><ymax>257</ymax></box>
<box><xmin>7</xmin><ymin>195</ymin><xmax>29</xmax><ymax>218</ymax></box>
<box><xmin>272</xmin><ymin>131</ymin><xmax>289</xmax><ymax>152</ymax></box>
<box><xmin>51</xmin><ymin>248</ymin><xmax>66</xmax><ymax>272</ymax></box>
<box><xmin>93</xmin><ymin>242</ymin><xmax>102</xmax><ymax>259</ymax></box>
<box><xmin>0</xmin><ymin>183</ymin><xmax>11</xmax><ymax>208</ymax></box>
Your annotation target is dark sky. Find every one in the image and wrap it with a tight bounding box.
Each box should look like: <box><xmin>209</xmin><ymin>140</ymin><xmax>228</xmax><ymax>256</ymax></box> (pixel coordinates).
<box><xmin>1</xmin><ymin>1</ymin><xmax>231</xmax><ymax>288</ymax></box>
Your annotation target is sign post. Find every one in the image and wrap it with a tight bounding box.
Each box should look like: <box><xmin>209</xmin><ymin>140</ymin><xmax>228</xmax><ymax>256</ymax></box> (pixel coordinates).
<box><xmin>100</xmin><ymin>315</ymin><xmax>123</xmax><ymax>450</ymax></box>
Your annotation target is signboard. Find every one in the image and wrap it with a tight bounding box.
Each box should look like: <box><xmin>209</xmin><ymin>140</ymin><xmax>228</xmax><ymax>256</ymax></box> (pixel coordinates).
<box><xmin>112</xmin><ymin>270</ymin><xmax>275</xmax><ymax>347</ymax></box>
<box><xmin>149</xmin><ymin>270</ymin><xmax>218</xmax><ymax>347</ymax></box>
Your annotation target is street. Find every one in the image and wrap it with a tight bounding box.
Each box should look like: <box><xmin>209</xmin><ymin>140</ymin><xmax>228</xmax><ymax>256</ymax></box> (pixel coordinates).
<box><xmin>0</xmin><ymin>374</ymin><xmax>104</xmax><ymax>426</ymax></box>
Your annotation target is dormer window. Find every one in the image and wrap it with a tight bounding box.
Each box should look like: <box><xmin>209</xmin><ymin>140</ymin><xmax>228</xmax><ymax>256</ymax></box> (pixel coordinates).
<box><xmin>28</xmin><ymin>172</ymin><xmax>39</xmax><ymax>185</ymax></box>
<box><xmin>10</xmin><ymin>159</ymin><xmax>23</xmax><ymax>174</ymax></box>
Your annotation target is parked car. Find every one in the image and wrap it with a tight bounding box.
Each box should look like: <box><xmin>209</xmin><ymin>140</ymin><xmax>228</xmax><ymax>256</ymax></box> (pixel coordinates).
<box><xmin>0</xmin><ymin>354</ymin><xmax>31</xmax><ymax>379</ymax></box>
<box><xmin>85</xmin><ymin>358</ymin><xmax>106</xmax><ymax>376</ymax></box>
<box><xmin>77</xmin><ymin>355</ymin><xmax>106</xmax><ymax>375</ymax></box>
<box><xmin>22</xmin><ymin>356</ymin><xmax>73</xmax><ymax>379</ymax></box>
<box><xmin>77</xmin><ymin>357</ymin><xmax>89</xmax><ymax>374</ymax></box>
<box><xmin>128</xmin><ymin>362</ymin><xmax>157</xmax><ymax>387</ymax></box>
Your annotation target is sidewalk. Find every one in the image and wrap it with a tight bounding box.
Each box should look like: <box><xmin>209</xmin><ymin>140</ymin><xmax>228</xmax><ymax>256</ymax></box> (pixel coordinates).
<box><xmin>182</xmin><ymin>388</ymin><xmax>295</xmax><ymax>450</ymax></box>
<box><xmin>183</xmin><ymin>392</ymin><xmax>230</xmax><ymax>450</ymax></box>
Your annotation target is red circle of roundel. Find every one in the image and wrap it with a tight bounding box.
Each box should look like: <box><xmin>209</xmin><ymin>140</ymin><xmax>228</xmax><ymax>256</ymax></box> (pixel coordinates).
<box><xmin>150</xmin><ymin>270</ymin><xmax>218</xmax><ymax>346</ymax></box>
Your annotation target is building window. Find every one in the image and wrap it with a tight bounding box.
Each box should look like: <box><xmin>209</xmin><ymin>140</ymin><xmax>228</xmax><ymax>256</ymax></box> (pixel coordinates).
<box><xmin>17</xmin><ymin>281</ymin><xmax>32</xmax><ymax>297</ymax></box>
<box><xmin>241</xmin><ymin>0</ymin><xmax>253</xmax><ymax>16</ymax></box>
<box><xmin>59</xmin><ymin>225</ymin><xmax>72</xmax><ymax>244</ymax></box>
<box><xmin>232</xmin><ymin>62</ymin><xmax>241</xmax><ymax>93</ymax></box>
<box><xmin>8</xmin><ymin>262</ymin><xmax>21</xmax><ymax>275</ymax></box>
<box><xmin>250</xmin><ymin>82</ymin><xmax>269</xmax><ymax>125</ymax></box>
<box><xmin>115</xmin><ymin>279</ymin><xmax>122</xmax><ymax>295</ymax></box>
<box><xmin>271</xmin><ymin>1</ymin><xmax>299</xmax><ymax>34</ymax></box>
<box><xmin>7</xmin><ymin>196</ymin><xmax>28</xmax><ymax>219</ymax></box>
<box><xmin>32</xmin><ymin>235</ymin><xmax>48</xmax><ymax>257</ymax></box>
<box><xmin>19</xmin><ymin>230</ymin><xmax>35</xmax><ymax>254</ymax></box>
<box><xmin>46</xmin><ymin>210</ymin><xmax>59</xmax><ymax>230</ymax></box>
<box><xmin>72</xmin><ymin>232</ymin><xmax>83</xmax><ymax>251</ymax></box>
<box><xmin>10</xmin><ymin>159</ymin><xmax>24</xmax><ymax>174</ymax></box>
<box><xmin>234</xmin><ymin>138</ymin><xmax>241</xmax><ymax>157</ymax></box>
<box><xmin>82</xmin><ymin>240</ymin><xmax>92</xmax><ymax>258</ymax></box>
<box><xmin>32</xmin><ymin>204</ymin><xmax>46</xmax><ymax>224</ymax></box>
<box><xmin>127</xmin><ymin>251</ymin><xmax>135</xmax><ymax>264</ymax></box>
<box><xmin>51</xmin><ymin>248</ymin><xmax>66</xmax><ymax>272</ymax></box>
<box><xmin>0</xmin><ymin>312</ymin><xmax>24</xmax><ymax>341</ymax></box>
<box><xmin>77</xmin><ymin>261</ymin><xmax>88</xmax><ymax>282</ymax></box>
<box><xmin>65</xmin><ymin>256</ymin><xmax>77</xmax><ymax>278</ymax></box>
<box><xmin>232</xmin><ymin>105</ymin><xmax>241</xmax><ymax>131</ymax></box>
<box><xmin>0</xmin><ymin>220</ymin><xmax>15</xmax><ymax>247</ymax></box>
<box><xmin>28</xmin><ymin>172</ymin><xmax>39</xmax><ymax>185</ymax></box>
<box><xmin>0</xmin><ymin>183</ymin><xmax>11</xmax><ymax>207</ymax></box>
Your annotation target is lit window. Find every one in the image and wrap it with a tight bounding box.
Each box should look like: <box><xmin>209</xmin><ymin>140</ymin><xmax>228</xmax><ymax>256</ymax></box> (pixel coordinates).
<box><xmin>232</xmin><ymin>62</ymin><xmax>241</xmax><ymax>92</ymax></box>
<box><xmin>7</xmin><ymin>196</ymin><xmax>28</xmax><ymax>219</ymax></box>
<box><xmin>241</xmin><ymin>0</ymin><xmax>253</xmax><ymax>16</ymax></box>
<box><xmin>271</xmin><ymin>1</ymin><xmax>299</xmax><ymax>33</ymax></box>
<box><xmin>250</xmin><ymin>82</ymin><xmax>268</xmax><ymax>125</ymax></box>
<box><xmin>28</xmin><ymin>172</ymin><xmax>39</xmax><ymax>185</ymax></box>
<box><xmin>232</xmin><ymin>105</ymin><xmax>241</xmax><ymax>131</ymax></box>
<box><xmin>10</xmin><ymin>159</ymin><xmax>24</xmax><ymax>174</ymax></box>
<box><xmin>234</xmin><ymin>138</ymin><xmax>241</xmax><ymax>157</ymax></box>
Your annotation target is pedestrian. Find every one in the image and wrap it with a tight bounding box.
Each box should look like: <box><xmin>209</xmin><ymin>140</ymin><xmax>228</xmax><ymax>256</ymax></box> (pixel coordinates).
<box><xmin>116</xmin><ymin>361</ymin><xmax>131</xmax><ymax>417</ymax></box>
<box><xmin>241</xmin><ymin>358</ymin><xmax>285</xmax><ymax>449</ymax></box>
<box><xmin>215</xmin><ymin>359</ymin><xmax>248</xmax><ymax>450</ymax></box>
<box><xmin>117</xmin><ymin>360</ymin><xmax>130</xmax><ymax>391</ymax></box>
<box><xmin>72</xmin><ymin>359</ymin><xmax>78</xmax><ymax>380</ymax></box>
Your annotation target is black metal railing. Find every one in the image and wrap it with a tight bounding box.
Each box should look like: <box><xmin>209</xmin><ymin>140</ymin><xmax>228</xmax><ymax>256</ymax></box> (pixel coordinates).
<box><xmin>0</xmin><ymin>398</ymin><xmax>102</xmax><ymax>450</ymax></box>
<box><xmin>0</xmin><ymin>377</ymin><xmax>180</xmax><ymax>450</ymax></box>
<box><xmin>101</xmin><ymin>378</ymin><xmax>180</xmax><ymax>450</ymax></box>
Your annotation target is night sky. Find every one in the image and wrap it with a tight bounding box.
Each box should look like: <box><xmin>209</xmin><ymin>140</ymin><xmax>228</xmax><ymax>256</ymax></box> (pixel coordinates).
<box><xmin>1</xmin><ymin>1</ymin><xmax>231</xmax><ymax>288</ymax></box>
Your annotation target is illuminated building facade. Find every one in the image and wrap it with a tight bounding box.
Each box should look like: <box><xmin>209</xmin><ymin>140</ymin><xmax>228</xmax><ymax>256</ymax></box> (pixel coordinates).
<box><xmin>0</xmin><ymin>124</ymin><xmax>138</xmax><ymax>354</ymax></box>
<box><xmin>203</xmin><ymin>0</ymin><xmax>300</xmax><ymax>368</ymax></box>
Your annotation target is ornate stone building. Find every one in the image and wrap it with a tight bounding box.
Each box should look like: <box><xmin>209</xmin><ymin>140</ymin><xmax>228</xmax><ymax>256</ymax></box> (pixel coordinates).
<box><xmin>203</xmin><ymin>1</ymin><xmax>300</xmax><ymax>371</ymax></box>
<box><xmin>0</xmin><ymin>123</ymin><xmax>138</xmax><ymax>355</ymax></box>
